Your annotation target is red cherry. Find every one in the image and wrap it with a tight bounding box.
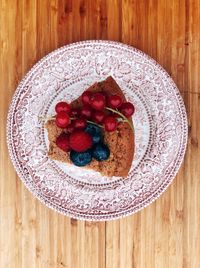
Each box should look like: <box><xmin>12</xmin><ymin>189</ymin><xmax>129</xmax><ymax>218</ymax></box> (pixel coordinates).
<box><xmin>70</xmin><ymin>108</ymin><xmax>79</xmax><ymax>117</ymax></box>
<box><xmin>80</xmin><ymin>105</ymin><xmax>92</xmax><ymax>119</ymax></box>
<box><xmin>69</xmin><ymin>131</ymin><xmax>93</xmax><ymax>152</ymax></box>
<box><xmin>56</xmin><ymin>112</ymin><xmax>70</xmax><ymax>128</ymax></box>
<box><xmin>56</xmin><ymin>133</ymin><xmax>70</xmax><ymax>152</ymax></box>
<box><xmin>81</xmin><ymin>91</ymin><xmax>92</xmax><ymax>105</ymax></box>
<box><xmin>108</xmin><ymin>95</ymin><xmax>123</xmax><ymax>109</ymax></box>
<box><xmin>66</xmin><ymin>124</ymin><xmax>75</xmax><ymax>134</ymax></box>
<box><xmin>120</xmin><ymin>102</ymin><xmax>135</xmax><ymax>117</ymax></box>
<box><xmin>73</xmin><ymin>118</ymin><xmax>87</xmax><ymax>130</ymax></box>
<box><xmin>55</xmin><ymin>102</ymin><xmax>71</xmax><ymax>114</ymax></box>
<box><xmin>92</xmin><ymin>110</ymin><xmax>105</xmax><ymax>123</ymax></box>
<box><xmin>101</xmin><ymin>91</ymin><xmax>108</xmax><ymax>98</ymax></box>
<box><xmin>90</xmin><ymin>93</ymin><xmax>106</xmax><ymax>111</ymax></box>
<box><xmin>104</xmin><ymin>116</ymin><xmax>118</xmax><ymax>132</ymax></box>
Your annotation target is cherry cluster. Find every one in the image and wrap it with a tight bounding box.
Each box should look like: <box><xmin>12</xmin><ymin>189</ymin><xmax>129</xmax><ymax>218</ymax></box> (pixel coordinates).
<box><xmin>55</xmin><ymin>91</ymin><xmax>135</xmax><ymax>132</ymax></box>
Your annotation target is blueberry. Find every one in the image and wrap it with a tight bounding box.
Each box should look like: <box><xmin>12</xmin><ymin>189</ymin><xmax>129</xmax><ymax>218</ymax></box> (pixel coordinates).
<box><xmin>92</xmin><ymin>143</ymin><xmax>110</xmax><ymax>161</ymax></box>
<box><xmin>85</xmin><ymin>123</ymin><xmax>102</xmax><ymax>144</ymax></box>
<box><xmin>70</xmin><ymin>150</ymin><xmax>92</xmax><ymax>166</ymax></box>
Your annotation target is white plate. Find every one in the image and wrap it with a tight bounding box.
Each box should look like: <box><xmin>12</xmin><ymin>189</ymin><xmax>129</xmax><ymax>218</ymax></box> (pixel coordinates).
<box><xmin>7</xmin><ymin>41</ymin><xmax>188</xmax><ymax>220</ymax></box>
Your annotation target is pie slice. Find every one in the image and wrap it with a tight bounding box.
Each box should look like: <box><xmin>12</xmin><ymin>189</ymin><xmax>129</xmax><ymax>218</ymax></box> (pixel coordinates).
<box><xmin>45</xmin><ymin>76</ymin><xmax>134</xmax><ymax>177</ymax></box>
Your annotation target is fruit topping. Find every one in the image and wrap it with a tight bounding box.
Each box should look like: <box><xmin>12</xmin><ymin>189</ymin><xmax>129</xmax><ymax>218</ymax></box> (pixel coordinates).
<box><xmin>70</xmin><ymin>150</ymin><xmax>92</xmax><ymax>166</ymax></box>
<box><xmin>80</xmin><ymin>105</ymin><xmax>92</xmax><ymax>119</ymax></box>
<box><xmin>92</xmin><ymin>143</ymin><xmax>110</xmax><ymax>161</ymax></box>
<box><xmin>69</xmin><ymin>131</ymin><xmax>93</xmax><ymax>152</ymax></box>
<box><xmin>56</xmin><ymin>133</ymin><xmax>70</xmax><ymax>152</ymax></box>
<box><xmin>81</xmin><ymin>91</ymin><xmax>92</xmax><ymax>105</ymax></box>
<box><xmin>72</xmin><ymin>118</ymin><xmax>87</xmax><ymax>130</ymax></box>
<box><xmin>70</xmin><ymin>108</ymin><xmax>80</xmax><ymax>117</ymax></box>
<box><xmin>55</xmin><ymin>102</ymin><xmax>71</xmax><ymax>114</ymax></box>
<box><xmin>66</xmin><ymin>124</ymin><xmax>75</xmax><ymax>134</ymax></box>
<box><xmin>85</xmin><ymin>123</ymin><xmax>102</xmax><ymax>144</ymax></box>
<box><xmin>90</xmin><ymin>93</ymin><xmax>106</xmax><ymax>111</ymax></box>
<box><xmin>56</xmin><ymin>112</ymin><xmax>70</xmax><ymax>128</ymax></box>
<box><xmin>107</xmin><ymin>94</ymin><xmax>122</xmax><ymax>109</ymax></box>
<box><xmin>120</xmin><ymin>102</ymin><xmax>135</xmax><ymax>117</ymax></box>
<box><xmin>52</xmin><ymin>87</ymin><xmax>135</xmax><ymax>168</ymax></box>
<box><xmin>103</xmin><ymin>115</ymin><xmax>118</xmax><ymax>132</ymax></box>
<box><xmin>92</xmin><ymin>110</ymin><xmax>105</xmax><ymax>123</ymax></box>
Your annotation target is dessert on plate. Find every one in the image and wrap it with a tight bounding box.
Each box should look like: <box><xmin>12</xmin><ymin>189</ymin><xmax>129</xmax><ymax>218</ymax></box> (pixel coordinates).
<box><xmin>45</xmin><ymin>76</ymin><xmax>135</xmax><ymax>177</ymax></box>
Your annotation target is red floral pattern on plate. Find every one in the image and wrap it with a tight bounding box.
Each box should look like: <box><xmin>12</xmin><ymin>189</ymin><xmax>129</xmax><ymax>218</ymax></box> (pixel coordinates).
<box><xmin>7</xmin><ymin>41</ymin><xmax>188</xmax><ymax>221</ymax></box>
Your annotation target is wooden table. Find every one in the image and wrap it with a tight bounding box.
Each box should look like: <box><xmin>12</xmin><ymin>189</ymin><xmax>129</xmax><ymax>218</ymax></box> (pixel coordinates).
<box><xmin>1</xmin><ymin>1</ymin><xmax>200</xmax><ymax>267</ymax></box>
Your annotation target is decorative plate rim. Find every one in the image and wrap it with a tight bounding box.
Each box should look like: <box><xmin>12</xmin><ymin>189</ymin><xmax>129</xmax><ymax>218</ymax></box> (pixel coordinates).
<box><xmin>6</xmin><ymin>40</ymin><xmax>188</xmax><ymax>221</ymax></box>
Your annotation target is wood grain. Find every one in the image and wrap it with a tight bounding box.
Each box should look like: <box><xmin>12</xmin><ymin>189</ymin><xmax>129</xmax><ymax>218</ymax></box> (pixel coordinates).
<box><xmin>0</xmin><ymin>0</ymin><xmax>200</xmax><ymax>267</ymax></box>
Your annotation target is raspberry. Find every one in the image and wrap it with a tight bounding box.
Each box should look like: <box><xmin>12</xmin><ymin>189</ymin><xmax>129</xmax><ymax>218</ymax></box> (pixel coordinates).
<box><xmin>66</xmin><ymin>124</ymin><xmax>75</xmax><ymax>134</ymax></box>
<box><xmin>56</xmin><ymin>133</ymin><xmax>70</xmax><ymax>152</ymax></box>
<box><xmin>69</xmin><ymin>131</ymin><xmax>93</xmax><ymax>152</ymax></box>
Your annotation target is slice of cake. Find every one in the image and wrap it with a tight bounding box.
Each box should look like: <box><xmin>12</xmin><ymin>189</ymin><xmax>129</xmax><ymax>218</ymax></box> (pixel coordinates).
<box><xmin>45</xmin><ymin>76</ymin><xmax>135</xmax><ymax>177</ymax></box>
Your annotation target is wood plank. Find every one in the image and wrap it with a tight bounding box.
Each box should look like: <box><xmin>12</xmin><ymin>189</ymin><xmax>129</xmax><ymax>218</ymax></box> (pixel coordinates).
<box><xmin>107</xmin><ymin>0</ymin><xmax>122</xmax><ymax>41</ymax></box>
<box><xmin>120</xmin><ymin>215</ymin><xmax>142</xmax><ymax>268</ymax></box>
<box><xmin>0</xmin><ymin>0</ymin><xmax>23</xmax><ymax>267</ymax></box>
<box><xmin>85</xmin><ymin>221</ymin><xmax>105</xmax><ymax>268</ymax></box>
<box><xmin>106</xmin><ymin>220</ymin><xmax>120</xmax><ymax>268</ymax></box>
<box><xmin>21</xmin><ymin>1</ymin><xmax>38</xmax><ymax>268</ymax></box>
<box><xmin>182</xmin><ymin>92</ymin><xmax>200</xmax><ymax>268</ymax></box>
<box><xmin>187</xmin><ymin>0</ymin><xmax>200</xmax><ymax>93</ymax></box>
